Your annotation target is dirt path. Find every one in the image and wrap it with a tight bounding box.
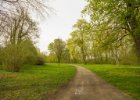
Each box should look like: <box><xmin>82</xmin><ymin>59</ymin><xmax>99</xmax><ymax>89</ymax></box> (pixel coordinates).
<box><xmin>47</xmin><ymin>65</ymin><xmax>132</xmax><ymax>100</ymax></box>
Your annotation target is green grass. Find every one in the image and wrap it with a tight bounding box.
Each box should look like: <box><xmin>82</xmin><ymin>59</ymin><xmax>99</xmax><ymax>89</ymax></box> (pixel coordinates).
<box><xmin>81</xmin><ymin>64</ymin><xmax>140</xmax><ymax>100</ymax></box>
<box><xmin>0</xmin><ymin>64</ymin><xmax>76</xmax><ymax>100</ymax></box>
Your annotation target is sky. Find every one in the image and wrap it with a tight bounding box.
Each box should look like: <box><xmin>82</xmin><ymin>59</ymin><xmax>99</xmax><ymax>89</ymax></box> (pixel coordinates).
<box><xmin>37</xmin><ymin>0</ymin><xmax>86</xmax><ymax>52</ymax></box>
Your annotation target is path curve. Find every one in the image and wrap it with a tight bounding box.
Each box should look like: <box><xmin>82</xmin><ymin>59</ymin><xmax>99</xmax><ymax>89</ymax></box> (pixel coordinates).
<box><xmin>47</xmin><ymin>65</ymin><xmax>132</xmax><ymax>100</ymax></box>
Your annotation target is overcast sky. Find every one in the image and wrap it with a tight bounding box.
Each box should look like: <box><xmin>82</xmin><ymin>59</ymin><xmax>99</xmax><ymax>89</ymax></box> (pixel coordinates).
<box><xmin>37</xmin><ymin>0</ymin><xmax>86</xmax><ymax>52</ymax></box>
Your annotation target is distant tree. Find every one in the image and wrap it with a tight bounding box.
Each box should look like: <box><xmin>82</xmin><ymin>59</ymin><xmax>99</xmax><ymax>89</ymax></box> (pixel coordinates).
<box><xmin>46</xmin><ymin>53</ymin><xmax>57</xmax><ymax>63</ymax></box>
<box><xmin>62</xmin><ymin>48</ymin><xmax>71</xmax><ymax>63</ymax></box>
<box><xmin>48</xmin><ymin>38</ymin><xmax>66</xmax><ymax>63</ymax></box>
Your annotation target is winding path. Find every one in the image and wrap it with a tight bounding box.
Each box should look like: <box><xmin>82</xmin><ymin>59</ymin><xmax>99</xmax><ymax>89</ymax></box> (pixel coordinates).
<box><xmin>48</xmin><ymin>65</ymin><xmax>132</xmax><ymax>100</ymax></box>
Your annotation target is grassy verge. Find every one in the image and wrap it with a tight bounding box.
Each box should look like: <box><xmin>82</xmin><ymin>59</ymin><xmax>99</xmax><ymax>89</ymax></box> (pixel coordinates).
<box><xmin>0</xmin><ymin>64</ymin><xmax>76</xmax><ymax>100</ymax></box>
<box><xmin>81</xmin><ymin>64</ymin><xmax>140</xmax><ymax>100</ymax></box>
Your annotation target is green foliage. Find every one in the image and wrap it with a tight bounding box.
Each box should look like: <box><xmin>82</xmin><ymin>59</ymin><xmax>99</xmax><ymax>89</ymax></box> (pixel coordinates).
<box><xmin>36</xmin><ymin>52</ymin><xmax>47</xmax><ymax>65</ymax></box>
<box><xmin>22</xmin><ymin>40</ymin><xmax>38</xmax><ymax>65</ymax></box>
<box><xmin>48</xmin><ymin>38</ymin><xmax>67</xmax><ymax>63</ymax></box>
<box><xmin>67</xmin><ymin>19</ymin><xmax>91</xmax><ymax>64</ymax></box>
<box><xmin>0</xmin><ymin>7</ymin><xmax>40</xmax><ymax>71</ymax></box>
<box><xmin>46</xmin><ymin>53</ymin><xmax>58</xmax><ymax>63</ymax></box>
<box><xmin>119</xmin><ymin>50</ymin><xmax>138</xmax><ymax>65</ymax></box>
<box><xmin>1</xmin><ymin>40</ymin><xmax>38</xmax><ymax>72</ymax></box>
<box><xmin>67</xmin><ymin>36</ymin><xmax>82</xmax><ymax>63</ymax></box>
<box><xmin>82</xmin><ymin>64</ymin><xmax>140</xmax><ymax>100</ymax></box>
<box><xmin>36</xmin><ymin>56</ymin><xmax>45</xmax><ymax>65</ymax></box>
<box><xmin>66</xmin><ymin>0</ymin><xmax>140</xmax><ymax>64</ymax></box>
<box><xmin>82</xmin><ymin>0</ymin><xmax>140</xmax><ymax>62</ymax></box>
<box><xmin>2</xmin><ymin>44</ymin><xmax>25</xmax><ymax>72</ymax></box>
<box><xmin>0</xmin><ymin>64</ymin><xmax>76</xmax><ymax>100</ymax></box>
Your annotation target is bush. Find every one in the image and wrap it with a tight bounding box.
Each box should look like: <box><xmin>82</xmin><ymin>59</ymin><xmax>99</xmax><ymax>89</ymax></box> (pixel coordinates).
<box><xmin>23</xmin><ymin>40</ymin><xmax>38</xmax><ymax>65</ymax></box>
<box><xmin>2</xmin><ymin>44</ymin><xmax>25</xmax><ymax>72</ymax></box>
<box><xmin>36</xmin><ymin>56</ymin><xmax>45</xmax><ymax>65</ymax></box>
<box><xmin>120</xmin><ymin>54</ymin><xmax>138</xmax><ymax>65</ymax></box>
<box><xmin>1</xmin><ymin>40</ymin><xmax>38</xmax><ymax>72</ymax></box>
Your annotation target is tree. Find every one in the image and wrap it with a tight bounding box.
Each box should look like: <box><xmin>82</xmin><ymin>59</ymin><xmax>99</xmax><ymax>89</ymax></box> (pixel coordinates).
<box><xmin>68</xmin><ymin>19</ymin><xmax>90</xmax><ymax>64</ymax></box>
<box><xmin>0</xmin><ymin>0</ymin><xmax>49</xmax><ymax>17</ymax></box>
<box><xmin>0</xmin><ymin>8</ymin><xmax>39</xmax><ymax>72</ymax></box>
<box><xmin>83</xmin><ymin>0</ymin><xmax>140</xmax><ymax>61</ymax></box>
<box><xmin>0</xmin><ymin>0</ymin><xmax>49</xmax><ymax>38</ymax></box>
<box><xmin>46</xmin><ymin>52</ymin><xmax>57</xmax><ymax>63</ymax></box>
<box><xmin>2</xmin><ymin>8</ymin><xmax>38</xmax><ymax>45</ymax></box>
<box><xmin>0</xmin><ymin>0</ymin><xmax>50</xmax><ymax>71</ymax></box>
<box><xmin>48</xmin><ymin>38</ymin><xmax>66</xmax><ymax>63</ymax></box>
<box><xmin>67</xmin><ymin>38</ymin><xmax>82</xmax><ymax>63</ymax></box>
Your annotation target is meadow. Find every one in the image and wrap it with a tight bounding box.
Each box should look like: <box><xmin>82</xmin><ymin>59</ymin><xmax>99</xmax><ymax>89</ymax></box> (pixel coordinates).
<box><xmin>0</xmin><ymin>64</ymin><xmax>76</xmax><ymax>100</ymax></box>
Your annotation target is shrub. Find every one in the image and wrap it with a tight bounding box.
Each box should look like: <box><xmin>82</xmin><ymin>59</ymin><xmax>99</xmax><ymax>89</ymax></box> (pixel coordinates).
<box><xmin>2</xmin><ymin>44</ymin><xmax>25</xmax><ymax>72</ymax></box>
<box><xmin>36</xmin><ymin>56</ymin><xmax>45</xmax><ymax>65</ymax></box>
<box><xmin>1</xmin><ymin>40</ymin><xmax>38</xmax><ymax>72</ymax></box>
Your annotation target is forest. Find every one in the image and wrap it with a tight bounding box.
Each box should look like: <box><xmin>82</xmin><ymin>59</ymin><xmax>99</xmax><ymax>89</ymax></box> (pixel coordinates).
<box><xmin>47</xmin><ymin>0</ymin><xmax>140</xmax><ymax>65</ymax></box>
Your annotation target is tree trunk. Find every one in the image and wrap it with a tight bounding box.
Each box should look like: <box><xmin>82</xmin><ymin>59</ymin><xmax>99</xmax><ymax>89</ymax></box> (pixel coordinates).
<box><xmin>134</xmin><ymin>36</ymin><xmax>140</xmax><ymax>62</ymax></box>
<box><xmin>81</xmin><ymin>47</ymin><xmax>86</xmax><ymax>64</ymax></box>
<box><xmin>58</xmin><ymin>57</ymin><xmax>61</xmax><ymax>63</ymax></box>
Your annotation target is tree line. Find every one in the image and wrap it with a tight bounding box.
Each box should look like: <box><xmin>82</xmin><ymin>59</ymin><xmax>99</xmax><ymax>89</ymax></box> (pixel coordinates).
<box><xmin>47</xmin><ymin>0</ymin><xmax>140</xmax><ymax>65</ymax></box>
<box><xmin>0</xmin><ymin>0</ymin><xmax>48</xmax><ymax>72</ymax></box>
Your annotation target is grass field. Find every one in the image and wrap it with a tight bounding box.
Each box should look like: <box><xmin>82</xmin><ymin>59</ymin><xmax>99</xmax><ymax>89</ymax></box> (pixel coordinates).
<box><xmin>0</xmin><ymin>64</ymin><xmax>76</xmax><ymax>100</ymax></box>
<box><xmin>82</xmin><ymin>64</ymin><xmax>140</xmax><ymax>100</ymax></box>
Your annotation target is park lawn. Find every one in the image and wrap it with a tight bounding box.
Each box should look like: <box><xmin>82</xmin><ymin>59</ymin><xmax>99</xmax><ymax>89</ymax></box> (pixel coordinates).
<box><xmin>0</xmin><ymin>64</ymin><xmax>76</xmax><ymax>100</ymax></box>
<box><xmin>82</xmin><ymin>64</ymin><xmax>140</xmax><ymax>100</ymax></box>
